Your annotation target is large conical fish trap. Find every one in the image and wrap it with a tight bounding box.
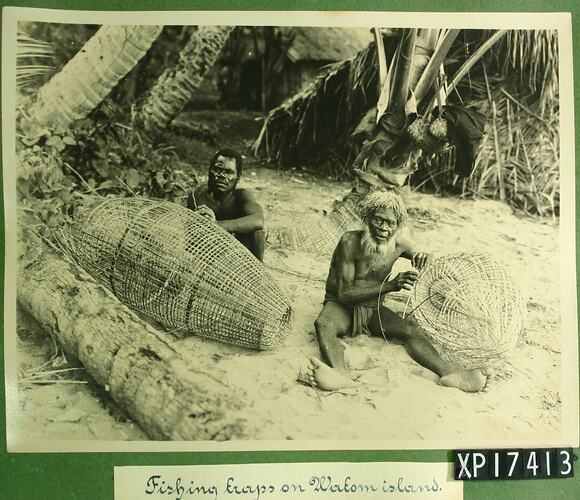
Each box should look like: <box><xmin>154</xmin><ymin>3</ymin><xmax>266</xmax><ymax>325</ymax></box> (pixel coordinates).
<box><xmin>60</xmin><ymin>197</ymin><xmax>294</xmax><ymax>349</ymax></box>
<box><xmin>411</xmin><ymin>253</ymin><xmax>526</xmax><ymax>367</ymax></box>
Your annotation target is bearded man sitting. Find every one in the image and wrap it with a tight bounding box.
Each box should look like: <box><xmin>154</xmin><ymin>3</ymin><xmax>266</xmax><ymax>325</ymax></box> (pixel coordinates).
<box><xmin>306</xmin><ymin>190</ymin><xmax>492</xmax><ymax>392</ymax></box>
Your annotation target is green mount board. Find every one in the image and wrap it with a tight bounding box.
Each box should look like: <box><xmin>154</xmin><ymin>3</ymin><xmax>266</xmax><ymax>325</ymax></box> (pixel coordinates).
<box><xmin>1</xmin><ymin>1</ymin><xmax>578</xmax><ymax>499</ymax></box>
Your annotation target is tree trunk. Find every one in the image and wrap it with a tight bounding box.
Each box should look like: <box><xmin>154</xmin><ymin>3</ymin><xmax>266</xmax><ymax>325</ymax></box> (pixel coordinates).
<box><xmin>268</xmin><ymin>30</ymin><xmax>437</xmax><ymax>256</ymax></box>
<box><xmin>21</xmin><ymin>25</ymin><xmax>162</xmax><ymax>135</ymax></box>
<box><xmin>138</xmin><ymin>25</ymin><xmax>234</xmax><ymax>136</ymax></box>
<box><xmin>347</xmin><ymin>29</ymin><xmax>422</xmax><ymax>196</ymax></box>
<box><xmin>17</xmin><ymin>228</ymin><xmax>256</xmax><ymax>441</ymax></box>
<box><xmin>328</xmin><ymin>29</ymin><xmax>447</xmax><ymax>225</ymax></box>
<box><xmin>346</xmin><ymin>29</ymin><xmax>460</xmax><ymax>199</ymax></box>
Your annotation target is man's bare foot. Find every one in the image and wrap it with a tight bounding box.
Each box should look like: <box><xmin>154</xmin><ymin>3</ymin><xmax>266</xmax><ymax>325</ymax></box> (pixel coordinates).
<box><xmin>439</xmin><ymin>367</ymin><xmax>493</xmax><ymax>393</ymax></box>
<box><xmin>306</xmin><ymin>357</ymin><xmax>354</xmax><ymax>391</ymax></box>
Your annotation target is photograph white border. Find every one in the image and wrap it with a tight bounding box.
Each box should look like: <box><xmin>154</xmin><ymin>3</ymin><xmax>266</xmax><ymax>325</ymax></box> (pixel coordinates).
<box><xmin>3</xmin><ymin>6</ymin><xmax>578</xmax><ymax>452</ymax></box>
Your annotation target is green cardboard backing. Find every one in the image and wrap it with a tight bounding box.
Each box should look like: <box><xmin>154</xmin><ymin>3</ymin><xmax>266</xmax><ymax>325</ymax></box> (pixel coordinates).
<box><xmin>0</xmin><ymin>1</ymin><xmax>578</xmax><ymax>498</ymax></box>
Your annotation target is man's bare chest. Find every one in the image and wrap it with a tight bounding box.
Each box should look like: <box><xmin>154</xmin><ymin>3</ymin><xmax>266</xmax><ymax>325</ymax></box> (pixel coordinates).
<box><xmin>354</xmin><ymin>253</ymin><xmax>399</xmax><ymax>281</ymax></box>
<box><xmin>195</xmin><ymin>190</ymin><xmax>239</xmax><ymax>220</ymax></box>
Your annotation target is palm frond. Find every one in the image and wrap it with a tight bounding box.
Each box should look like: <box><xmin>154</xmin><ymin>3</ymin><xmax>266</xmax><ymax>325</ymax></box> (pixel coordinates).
<box><xmin>425</xmin><ymin>30</ymin><xmax>508</xmax><ymax>112</ymax></box>
<box><xmin>16</xmin><ymin>32</ymin><xmax>55</xmax><ymax>89</ymax></box>
<box><xmin>253</xmin><ymin>36</ymin><xmax>379</xmax><ymax>165</ymax></box>
<box><xmin>254</xmin><ymin>28</ymin><xmax>560</xmax><ymax>216</ymax></box>
<box><xmin>414</xmin><ymin>82</ymin><xmax>559</xmax><ymax>216</ymax></box>
<box><xmin>414</xmin><ymin>29</ymin><xmax>460</xmax><ymax>102</ymax></box>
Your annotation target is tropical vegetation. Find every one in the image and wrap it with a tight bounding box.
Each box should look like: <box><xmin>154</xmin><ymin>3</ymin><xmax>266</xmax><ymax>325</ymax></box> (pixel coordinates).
<box><xmin>253</xmin><ymin>28</ymin><xmax>559</xmax><ymax>216</ymax></box>
<box><xmin>16</xmin><ymin>24</ymin><xmax>560</xmax><ymax>225</ymax></box>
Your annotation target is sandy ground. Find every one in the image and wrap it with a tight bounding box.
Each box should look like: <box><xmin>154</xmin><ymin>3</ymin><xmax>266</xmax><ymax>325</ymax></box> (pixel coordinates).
<box><xmin>13</xmin><ymin>165</ymin><xmax>563</xmax><ymax>446</ymax></box>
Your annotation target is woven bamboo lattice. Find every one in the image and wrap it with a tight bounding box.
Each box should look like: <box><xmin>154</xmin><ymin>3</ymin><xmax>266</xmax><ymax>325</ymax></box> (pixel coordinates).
<box><xmin>267</xmin><ymin>196</ymin><xmax>362</xmax><ymax>255</ymax></box>
<box><xmin>411</xmin><ymin>253</ymin><xmax>527</xmax><ymax>368</ymax></box>
<box><xmin>60</xmin><ymin>197</ymin><xmax>294</xmax><ymax>350</ymax></box>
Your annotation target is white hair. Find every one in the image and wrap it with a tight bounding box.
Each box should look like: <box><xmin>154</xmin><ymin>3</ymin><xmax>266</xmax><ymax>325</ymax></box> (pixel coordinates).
<box><xmin>359</xmin><ymin>190</ymin><xmax>407</xmax><ymax>228</ymax></box>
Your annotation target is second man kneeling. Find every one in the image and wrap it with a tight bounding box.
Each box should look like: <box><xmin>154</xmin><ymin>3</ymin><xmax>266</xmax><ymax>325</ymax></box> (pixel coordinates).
<box><xmin>187</xmin><ymin>148</ymin><xmax>265</xmax><ymax>261</ymax></box>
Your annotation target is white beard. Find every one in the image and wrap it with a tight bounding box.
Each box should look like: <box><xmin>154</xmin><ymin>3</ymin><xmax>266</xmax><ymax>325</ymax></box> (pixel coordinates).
<box><xmin>360</xmin><ymin>226</ymin><xmax>396</xmax><ymax>257</ymax></box>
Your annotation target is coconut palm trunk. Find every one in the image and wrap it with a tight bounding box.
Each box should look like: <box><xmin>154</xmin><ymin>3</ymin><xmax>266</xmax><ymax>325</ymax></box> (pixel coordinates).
<box><xmin>268</xmin><ymin>29</ymin><xmax>449</xmax><ymax>253</ymax></box>
<box><xmin>137</xmin><ymin>25</ymin><xmax>234</xmax><ymax>136</ymax></box>
<box><xmin>21</xmin><ymin>25</ymin><xmax>162</xmax><ymax>135</ymax></box>
<box><xmin>343</xmin><ymin>28</ymin><xmax>428</xmax><ymax>204</ymax></box>
<box><xmin>350</xmin><ymin>28</ymin><xmax>457</xmax><ymax>196</ymax></box>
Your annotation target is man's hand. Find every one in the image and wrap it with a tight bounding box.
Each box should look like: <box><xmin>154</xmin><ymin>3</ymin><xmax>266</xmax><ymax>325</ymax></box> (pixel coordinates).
<box><xmin>196</xmin><ymin>204</ymin><xmax>216</xmax><ymax>223</ymax></box>
<box><xmin>389</xmin><ymin>270</ymin><xmax>419</xmax><ymax>291</ymax></box>
<box><xmin>412</xmin><ymin>252</ymin><xmax>430</xmax><ymax>271</ymax></box>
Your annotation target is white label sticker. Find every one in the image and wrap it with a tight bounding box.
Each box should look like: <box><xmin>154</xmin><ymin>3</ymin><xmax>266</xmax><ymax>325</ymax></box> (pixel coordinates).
<box><xmin>114</xmin><ymin>462</ymin><xmax>462</xmax><ymax>500</ymax></box>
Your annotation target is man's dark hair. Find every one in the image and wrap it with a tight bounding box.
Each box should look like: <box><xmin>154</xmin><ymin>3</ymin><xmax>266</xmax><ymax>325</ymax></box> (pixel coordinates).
<box><xmin>210</xmin><ymin>148</ymin><xmax>243</xmax><ymax>177</ymax></box>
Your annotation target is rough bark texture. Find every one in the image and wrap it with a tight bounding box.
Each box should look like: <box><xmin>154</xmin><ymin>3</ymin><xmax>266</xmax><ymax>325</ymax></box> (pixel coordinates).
<box><xmin>22</xmin><ymin>25</ymin><xmax>162</xmax><ymax>135</ymax></box>
<box><xmin>347</xmin><ymin>29</ymin><xmax>436</xmax><ymax>194</ymax></box>
<box><xmin>138</xmin><ymin>25</ymin><xmax>234</xmax><ymax>135</ymax></box>
<box><xmin>17</xmin><ymin>228</ymin><xmax>256</xmax><ymax>441</ymax></box>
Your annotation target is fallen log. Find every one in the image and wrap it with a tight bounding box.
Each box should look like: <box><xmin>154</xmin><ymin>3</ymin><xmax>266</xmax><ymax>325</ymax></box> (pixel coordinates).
<box><xmin>17</xmin><ymin>227</ymin><xmax>257</xmax><ymax>441</ymax></box>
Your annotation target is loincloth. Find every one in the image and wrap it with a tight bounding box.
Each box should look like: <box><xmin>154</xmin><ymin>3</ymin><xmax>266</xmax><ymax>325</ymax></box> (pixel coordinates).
<box><xmin>324</xmin><ymin>293</ymin><xmax>376</xmax><ymax>337</ymax></box>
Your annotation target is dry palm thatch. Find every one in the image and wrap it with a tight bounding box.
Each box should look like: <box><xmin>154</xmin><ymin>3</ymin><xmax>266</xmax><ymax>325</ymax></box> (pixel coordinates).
<box><xmin>477</xmin><ymin>87</ymin><xmax>558</xmax><ymax>216</ymax></box>
<box><xmin>414</xmin><ymin>30</ymin><xmax>559</xmax><ymax>217</ymax></box>
<box><xmin>253</xmin><ymin>36</ymin><xmax>379</xmax><ymax>168</ymax></box>
<box><xmin>285</xmin><ymin>27</ymin><xmax>372</xmax><ymax>63</ymax></box>
<box><xmin>499</xmin><ymin>29</ymin><xmax>559</xmax><ymax>114</ymax></box>
<box><xmin>256</xmin><ymin>28</ymin><xmax>559</xmax><ymax>217</ymax></box>
<box><xmin>58</xmin><ymin>197</ymin><xmax>294</xmax><ymax>350</ymax></box>
<box><xmin>254</xmin><ymin>28</ymin><xmax>485</xmax><ymax>179</ymax></box>
<box><xmin>253</xmin><ymin>29</ymin><xmax>471</xmax><ymax>170</ymax></box>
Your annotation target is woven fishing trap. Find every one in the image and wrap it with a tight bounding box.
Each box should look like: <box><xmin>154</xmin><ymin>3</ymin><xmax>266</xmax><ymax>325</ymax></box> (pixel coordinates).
<box><xmin>59</xmin><ymin>197</ymin><xmax>294</xmax><ymax>350</ymax></box>
<box><xmin>411</xmin><ymin>253</ymin><xmax>527</xmax><ymax>368</ymax></box>
<box><xmin>268</xmin><ymin>195</ymin><xmax>362</xmax><ymax>255</ymax></box>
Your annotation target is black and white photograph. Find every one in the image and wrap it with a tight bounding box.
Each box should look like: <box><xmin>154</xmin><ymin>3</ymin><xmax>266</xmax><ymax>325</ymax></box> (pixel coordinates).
<box><xmin>3</xmin><ymin>9</ymin><xmax>578</xmax><ymax>451</ymax></box>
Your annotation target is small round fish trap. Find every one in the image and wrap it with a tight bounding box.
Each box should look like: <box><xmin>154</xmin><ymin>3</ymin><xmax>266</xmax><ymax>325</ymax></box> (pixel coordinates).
<box><xmin>411</xmin><ymin>253</ymin><xmax>526</xmax><ymax>368</ymax></box>
<box><xmin>62</xmin><ymin>197</ymin><xmax>294</xmax><ymax>350</ymax></box>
